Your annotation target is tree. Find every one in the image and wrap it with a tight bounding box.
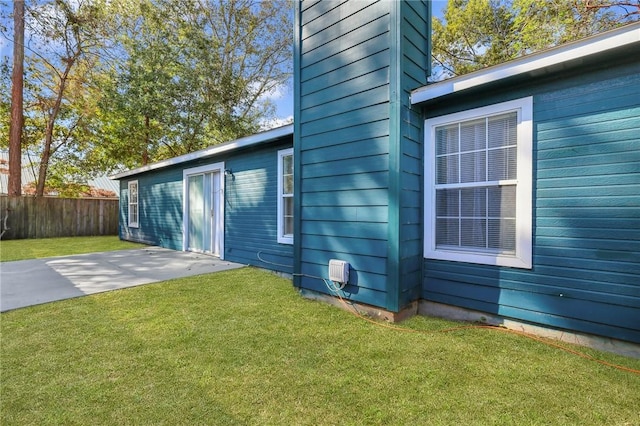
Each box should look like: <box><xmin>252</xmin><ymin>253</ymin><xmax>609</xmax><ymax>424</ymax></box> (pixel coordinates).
<box><xmin>585</xmin><ymin>0</ymin><xmax>640</xmax><ymax>18</ymax></box>
<box><xmin>0</xmin><ymin>0</ymin><xmax>292</xmax><ymax>190</ymax></box>
<box><xmin>2</xmin><ymin>1</ymin><xmax>135</xmax><ymax>196</ymax></box>
<box><xmin>8</xmin><ymin>0</ymin><xmax>24</xmax><ymax>196</ymax></box>
<box><xmin>26</xmin><ymin>0</ymin><xmax>110</xmax><ymax>197</ymax></box>
<box><xmin>96</xmin><ymin>0</ymin><xmax>292</xmax><ymax>168</ymax></box>
<box><xmin>432</xmin><ymin>0</ymin><xmax>639</xmax><ymax>80</ymax></box>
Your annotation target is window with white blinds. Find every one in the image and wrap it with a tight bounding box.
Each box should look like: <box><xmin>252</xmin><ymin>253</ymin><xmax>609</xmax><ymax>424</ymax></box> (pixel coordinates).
<box><xmin>425</xmin><ymin>98</ymin><xmax>532</xmax><ymax>268</ymax></box>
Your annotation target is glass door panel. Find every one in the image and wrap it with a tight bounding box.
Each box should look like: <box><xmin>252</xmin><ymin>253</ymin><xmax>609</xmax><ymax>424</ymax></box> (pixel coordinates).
<box><xmin>188</xmin><ymin>174</ymin><xmax>204</xmax><ymax>251</ymax></box>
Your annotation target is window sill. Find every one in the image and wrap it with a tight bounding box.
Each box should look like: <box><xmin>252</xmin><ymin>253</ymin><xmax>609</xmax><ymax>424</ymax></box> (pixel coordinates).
<box><xmin>278</xmin><ymin>236</ymin><xmax>293</xmax><ymax>245</ymax></box>
<box><xmin>425</xmin><ymin>249</ymin><xmax>531</xmax><ymax>269</ymax></box>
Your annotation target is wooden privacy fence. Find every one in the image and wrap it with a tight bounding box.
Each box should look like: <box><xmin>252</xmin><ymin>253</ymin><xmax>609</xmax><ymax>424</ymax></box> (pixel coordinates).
<box><xmin>0</xmin><ymin>196</ymin><xmax>119</xmax><ymax>240</ymax></box>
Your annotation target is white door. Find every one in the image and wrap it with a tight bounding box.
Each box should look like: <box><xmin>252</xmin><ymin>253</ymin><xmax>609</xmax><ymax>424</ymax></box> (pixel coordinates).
<box><xmin>184</xmin><ymin>164</ymin><xmax>224</xmax><ymax>257</ymax></box>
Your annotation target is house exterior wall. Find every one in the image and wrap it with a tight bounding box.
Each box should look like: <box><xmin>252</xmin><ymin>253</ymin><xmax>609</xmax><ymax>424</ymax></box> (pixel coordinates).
<box><xmin>224</xmin><ymin>143</ymin><xmax>294</xmax><ymax>274</ymax></box>
<box><xmin>392</xmin><ymin>1</ymin><xmax>430</xmax><ymax>310</ymax></box>
<box><xmin>295</xmin><ymin>0</ymin><xmax>393</xmax><ymax>307</ymax></box>
<box><xmin>118</xmin><ymin>138</ymin><xmax>294</xmax><ymax>274</ymax></box>
<box><xmin>294</xmin><ymin>0</ymin><xmax>430</xmax><ymax>311</ymax></box>
<box><xmin>421</xmin><ymin>59</ymin><xmax>640</xmax><ymax>344</ymax></box>
<box><xmin>120</xmin><ymin>168</ymin><xmax>184</xmax><ymax>249</ymax></box>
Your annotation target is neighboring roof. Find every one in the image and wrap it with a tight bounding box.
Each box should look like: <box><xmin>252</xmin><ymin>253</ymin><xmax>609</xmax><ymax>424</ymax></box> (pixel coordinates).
<box><xmin>0</xmin><ymin>151</ymin><xmax>120</xmax><ymax>197</ymax></box>
<box><xmin>0</xmin><ymin>152</ymin><xmax>36</xmax><ymax>195</ymax></box>
<box><xmin>411</xmin><ymin>22</ymin><xmax>640</xmax><ymax>105</ymax></box>
<box><xmin>111</xmin><ymin>124</ymin><xmax>294</xmax><ymax>180</ymax></box>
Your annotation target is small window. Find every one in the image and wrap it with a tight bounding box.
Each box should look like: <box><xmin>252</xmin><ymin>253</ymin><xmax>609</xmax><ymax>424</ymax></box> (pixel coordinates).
<box><xmin>277</xmin><ymin>148</ymin><xmax>293</xmax><ymax>244</ymax></box>
<box><xmin>425</xmin><ymin>98</ymin><xmax>532</xmax><ymax>268</ymax></box>
<box><xmin>128</xmin><ymin>180</ymin><xmax>139</xmax><ymax>228</ymax></box>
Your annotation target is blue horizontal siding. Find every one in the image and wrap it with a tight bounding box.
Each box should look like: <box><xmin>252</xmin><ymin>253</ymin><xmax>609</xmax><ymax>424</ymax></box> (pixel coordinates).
<box><xmin>392</xmin><ymin>0</ymin><xmax>429</xmax><ymax>309</ymax></box>
<box><xmin>537</xmin><ymin>206</ymin><xmax>637</xmax><ymax>219</ymax></box>
<box><xmin>301</xmin><ymin>1</ymin><xmax>380</xmax><ymax>48</ymax></box>
<box><xmin>536</xmin><ymin>182</ymin><xmax>640</xmax><ymax>198</ymax></box>
<box><xmin>296</xmin><ymin>0</ymin><xmax>430</xmax><ymax>312</ymax></box>
<box><xmin>537</xmin><ymin>112</ymin><xmax>639</xmax><ymax>142</ymax></box>
<box><xmin>424</xmin><ymin>275</ymin><xmax>640</xmax><ymax>343</ymax></box>
<box><xmin>300</xmin><ymin>120</ymin><xmax>390</xmax><ymax>151</ymax></box>
<box><xmin>301</xmin><ymin>85</ymin><xmax>390</xmax><ymax>122</ymax></box>
<box><xmin>118</xmin><ymin>137</ymin><xmax>293</xmax><ymax>274</ymax></box>
<box><xmin>538</xmin><ymin>150</ymin><xmax>640</xmax><ymax>171</ymax></box>
<box><xmin>301</xmin><ymin>103</ymin><xmax>390</xmax><ymax>137</ymax></box>
<box><xmin>302</xmin><ymin>205</ymin><xmax>388</xmax><ymax>223</ymax></box>
<box><xmin>533</xmin><ymin>255</ymin><xmax>638</xmax><ymax>277</ymax></box>
<box><xmin>401</xmin><ymin>206</ymin><xmax>420</xmax><ymax>223</ymax></box>
<box><xmin>224</xmin><ymin>142</ymin><xmax>294</xmax><ymax>274</ymax></box>
<box><xmin>299</xmin><ymin>0</ymin><xmax>343</xmax><ymax>20</ymax></box>
<box><xmin>300</xmin><ymin>10</ymin><xmax>389</xmax><ymax>68</ymax></box>
<box><xmin>302</xmin><ymin>221</ymin><xmax>387</xmax><ymax>240</ymax></box>
<box><xmin>301</xmin><ymin>70</ymin><xmax>390</xmax><ymax>110</ymax></box>
<box><xmin>301</xmin><ymin>261</ymin><xmax>387</xmax><ymax>293</ymax></box>
<box><xmin>535</xmin><ymin>235</ymin><xmax>640</xmax><ymax>252</ymax></box>
<box><xmin>534</xmin><ymin>75</ymin><xmax>638</xmax><ymax>120</ymax></box>
<box><xmin>301</xmin><ymin>50</ymin><xmax>391</xmax><ymax>96</ymax></box>
<box><xmin>537</xmin><ymin>173</ymin><xmax>639</xmax><ymax>189</ymax></box>
<box><xmin>301</xmin><ymin>189</ymin><xmax>390</xmax><ymax>207</ymax></box>
<box><xmin>302</xmin><ymin>155</ymin><xmax>389</xmax><ymax>179</ymax></box>
<box><xmin>119</xmin><ymin>168</ymin><xmax>184</xmax><ymax>250</ymax></box>
<box><xmin>302</xmin><ymin>172</ymin><xmax>389</xmax><ymax>192</ymax></box>
<box><xmin>301</xmin><ymin>32</ymin><xmax>390</xmax><ymax>83</ymax></box>
<box><xmin>422</xmin><ymin>61</ymin><xmax>640</xmax><ymax>343</ymax></box>
<box><xmin>538</xmin><ymin>163</ymin><xmax>639</xmax><ymax>179</ymax></box>
<box><xmin>302</xmin><ymin>136</ymin><xmax>389</xmax><ymax>164</ymax></box>
<box><xmin>302</xmin><ymin>248</ymin><xmax>387</xmax><ymax>278</ymax></box>
<box><xmin>302</xmin><ymin>234</ymin><xmax>388</xmax><ymax>258</ymax></box>
<box><xmin>426</xmin><ymin>262</ymin><xmax>639</xmax><ymax>306</ymax></box>
<box><xmin>299</xmin><ymin>277</ymin><xmax>387</xmax><ymax>309</ymax></box>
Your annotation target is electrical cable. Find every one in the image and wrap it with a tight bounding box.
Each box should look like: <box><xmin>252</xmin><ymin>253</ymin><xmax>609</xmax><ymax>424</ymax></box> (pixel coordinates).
<box><xmin>256</xmin><ymin>251</ymin><xmax>293</xmax><ymax>269</ymax></box>
<box><xmin>295</xmin><ymin>273</ymin><xmax>640</xmax><ymax>376</ymax></box>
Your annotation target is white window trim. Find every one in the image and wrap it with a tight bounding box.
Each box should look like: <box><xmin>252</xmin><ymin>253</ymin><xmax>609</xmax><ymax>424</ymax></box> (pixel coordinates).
<box><xmin>277</xmin><ymin>148</ymin><xmax>294</xmax><ymax>245</ymax></box>
<box><xmin>424</xmin><ymin>97</ymin><xmax>533</xmax><ymax>269</ymax></box>
<box><xmin>128</xmin><ymin>180</ymin><xmax>139</xmax><ymax>228</ymax></box>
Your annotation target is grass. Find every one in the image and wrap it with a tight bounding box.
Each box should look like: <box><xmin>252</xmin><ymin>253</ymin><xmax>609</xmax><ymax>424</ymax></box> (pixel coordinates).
<box><xmin>0</xmin><ymin>236</ymin><xmax>146</xmax><ymax>262</ymax></box>
<box><xmin>1</xmin><ymin>267</ymin><xmax>639</xmax><ymax>425</ymax></box>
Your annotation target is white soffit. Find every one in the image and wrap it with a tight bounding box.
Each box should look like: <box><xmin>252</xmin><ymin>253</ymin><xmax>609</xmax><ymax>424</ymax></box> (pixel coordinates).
<box><xmin>411</xmin><ymin>23</ymin><xmax>640</xmax><ymax>105</ymax></box>
<box><xmin>111</xmin><ymin>124</ymin><xmax>293</xmax><ymax>180</ymax></box>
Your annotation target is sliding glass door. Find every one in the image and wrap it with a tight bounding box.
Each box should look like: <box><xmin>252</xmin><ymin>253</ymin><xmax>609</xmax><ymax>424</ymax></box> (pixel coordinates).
<box><xmin>186</xmin><ymin>168</ymin><xmax>223</xmax><ymax>257</ymax></box>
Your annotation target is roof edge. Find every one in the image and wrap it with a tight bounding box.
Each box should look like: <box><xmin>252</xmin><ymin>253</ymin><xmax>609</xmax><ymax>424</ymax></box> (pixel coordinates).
<box><xmin>111</xmin><ymin>124</ymin><xmax>293</xmax><ymax>180</ymax></box>
<box><xmin>411</xmin><ymin>23</ymin><xmax>640</xmax><ymax>105</ymax></box>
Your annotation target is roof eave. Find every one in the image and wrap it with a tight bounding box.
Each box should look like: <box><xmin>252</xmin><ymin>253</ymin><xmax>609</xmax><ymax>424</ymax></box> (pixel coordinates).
<box><xmin>110</xmin><ymin>124</ymin><xmax>294</xmax><ymax>180</ymax></box>
<box><xmin>411</xmin><ymin>23</ymin><xmax>640</xmax><ymax>105</ymax></box>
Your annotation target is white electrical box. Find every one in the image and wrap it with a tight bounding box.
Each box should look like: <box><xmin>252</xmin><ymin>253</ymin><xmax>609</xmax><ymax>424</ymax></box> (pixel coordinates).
<box><xmin>328</xmin><ymin>259</ymin><xmax>350</xmax><ymax>284</ymax></box>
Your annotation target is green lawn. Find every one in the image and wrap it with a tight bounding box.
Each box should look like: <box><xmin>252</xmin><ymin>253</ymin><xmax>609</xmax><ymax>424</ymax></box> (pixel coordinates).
<box><xmin>2</xmin><ymin>267</ymin><xmax>639</xmax><ymax>425</ymax></box>
<box><xmin>0</xmin><ymin>236</ymin><xmax>146</xmax><ymax>262</ymax></box>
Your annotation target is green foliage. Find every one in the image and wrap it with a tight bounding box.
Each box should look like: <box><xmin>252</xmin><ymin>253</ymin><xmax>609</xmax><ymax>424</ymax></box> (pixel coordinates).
<box><xmin>0</xmin><ymin>58</ymin><xmax>10</xmax><ymax>147</ymax></box>
<box><xmin>96</xmin><ymin>0</ymin><xmax>292</xmax><ymax>167</ymax></box>
<box><xmin>0</xmin><ymin>0</ymin><xmax>292</xmax><ymax>191</ymax></box>
<box><xmin>0</xmin><ymin>0</ymin><xmax>117</xmax><ymax>195</ymax></box>
<box><xmin>432</xmin><ymin>0</ymin><xmax>638</xmax><ymax>79</ymax></box>
<box><xmin>2</xmin><ymin>267</ymin><xmax>640</xmax><ymax>424</ymax></box>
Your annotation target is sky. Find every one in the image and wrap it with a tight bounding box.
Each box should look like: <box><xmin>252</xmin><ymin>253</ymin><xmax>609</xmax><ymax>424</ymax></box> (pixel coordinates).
<box><xmin>1</xmin><ymin>1</ymin><xmax>449</xmax><ymax>125</ymax></box>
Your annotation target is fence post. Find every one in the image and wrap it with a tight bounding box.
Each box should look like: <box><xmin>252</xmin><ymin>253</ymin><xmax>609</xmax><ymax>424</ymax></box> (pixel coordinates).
<box><xmin>99</xmin><ymin>199</ymin><xmax>104</xmax><ymax>235</ymax></box>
